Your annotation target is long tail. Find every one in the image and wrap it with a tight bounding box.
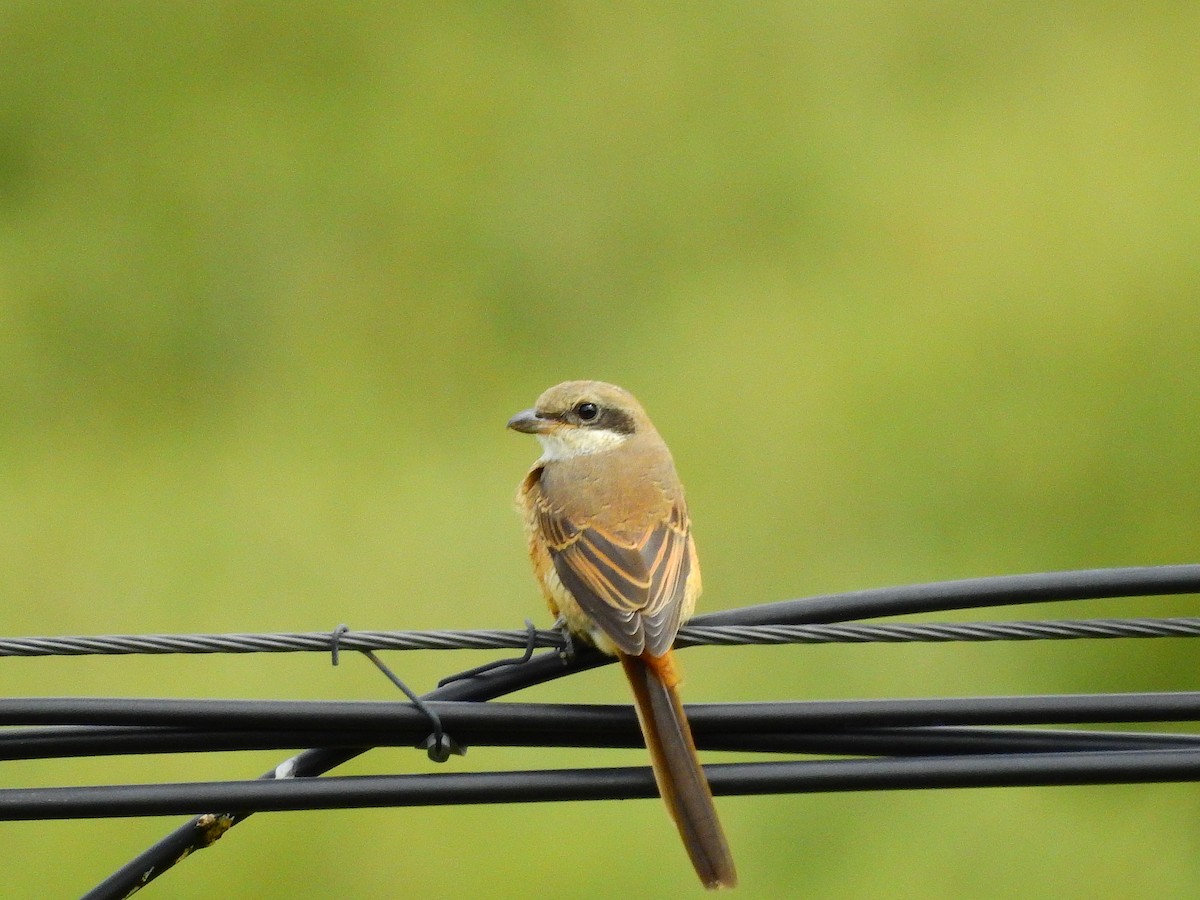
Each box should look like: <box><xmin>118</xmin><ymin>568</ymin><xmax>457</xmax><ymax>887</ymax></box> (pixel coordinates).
<box><xmin>619</xmin><ymin>651</ymin><xmax>737</xmax><ymax>890</ymax></box>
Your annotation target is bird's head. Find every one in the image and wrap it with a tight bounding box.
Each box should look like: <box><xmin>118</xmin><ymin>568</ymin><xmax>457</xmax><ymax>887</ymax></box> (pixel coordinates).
<box><xmin>507</xmin><ymin>380</ymin><xmax>652</xmax><ymax>461</ymax></box>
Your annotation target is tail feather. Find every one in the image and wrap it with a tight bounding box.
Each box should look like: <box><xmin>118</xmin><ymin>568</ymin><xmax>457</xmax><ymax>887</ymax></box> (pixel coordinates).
<box><xmin>620</xmin><ymin>652</ymin><xmax>737</xmax><ymax>890</ymax></box>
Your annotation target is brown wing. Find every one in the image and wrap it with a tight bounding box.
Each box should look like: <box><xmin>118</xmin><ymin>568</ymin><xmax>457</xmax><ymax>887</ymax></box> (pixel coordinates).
<box><xmin>538</xmin><ymin>502</ymin><xmax>692</xmax><ymax>657</ymax></box>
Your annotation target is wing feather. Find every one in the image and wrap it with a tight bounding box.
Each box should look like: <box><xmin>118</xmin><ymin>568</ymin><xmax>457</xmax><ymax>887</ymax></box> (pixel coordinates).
<box><xmin>540</xmin><ymin>501</ymin><xmax>693</xmax><ymax>657</ymax></box>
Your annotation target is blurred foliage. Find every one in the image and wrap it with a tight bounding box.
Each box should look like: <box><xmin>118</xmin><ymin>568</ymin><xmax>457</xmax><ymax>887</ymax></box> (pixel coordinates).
<box><xmin>1</xmin><ymin>2</ymin><xmax>1198</xmax><ymax>897</ymax></box>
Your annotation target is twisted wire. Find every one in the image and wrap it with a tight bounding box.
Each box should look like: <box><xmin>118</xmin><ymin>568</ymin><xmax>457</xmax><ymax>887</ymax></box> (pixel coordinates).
<box><xmin>2</xmin><ymin>617</ymin><xmax>1199</xmax><ymax>658</ymax></box>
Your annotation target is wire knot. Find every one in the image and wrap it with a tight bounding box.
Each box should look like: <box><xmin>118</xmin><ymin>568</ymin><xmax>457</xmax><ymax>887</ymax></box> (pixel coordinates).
<box><xmin>330</xmin><ymin>624</ymin><xmax>350</xmax><ymax>666</ymax></box>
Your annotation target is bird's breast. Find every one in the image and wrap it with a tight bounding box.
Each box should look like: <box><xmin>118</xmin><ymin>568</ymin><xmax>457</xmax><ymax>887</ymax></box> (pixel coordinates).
<box><xmin>536</xmin><ymin>441</ymin><xmax>681</xmax><ymax>535</ymax></box>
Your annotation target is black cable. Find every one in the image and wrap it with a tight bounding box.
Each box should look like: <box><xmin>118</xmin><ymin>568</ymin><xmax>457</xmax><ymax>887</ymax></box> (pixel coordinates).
<box><xmin>5</xmin><ymin>722</ymin><xmax>1200</xmax><ymax>762</ymax></box>
<box><xmin>12</xmin><ymin>749</ymin><xmax>1200</xmax><ymax>821</ymax></box>
<box><xmin>10</xmin><ymin>691</ymin><xmax>1200</xmax><ymax>735</ymax></box>
<box><xmin>697</xmin><ymin>564</ymin><xmax>1200</xmax><ymax>627</ymax></box>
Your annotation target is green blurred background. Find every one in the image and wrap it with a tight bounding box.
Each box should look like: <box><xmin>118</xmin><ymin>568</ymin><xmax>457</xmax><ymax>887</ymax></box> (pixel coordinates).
<box><xmin>2</xmin><ymin>3</ymin><xmax>1198</xmax><ymax>897</ymax></box>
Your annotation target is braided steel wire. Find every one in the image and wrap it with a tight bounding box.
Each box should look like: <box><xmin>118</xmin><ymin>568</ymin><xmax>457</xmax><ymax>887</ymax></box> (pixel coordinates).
<box><xmin>2</xmin><ymin>617</ymin><xmax>1199</xmax><ymax>658</ymax></box>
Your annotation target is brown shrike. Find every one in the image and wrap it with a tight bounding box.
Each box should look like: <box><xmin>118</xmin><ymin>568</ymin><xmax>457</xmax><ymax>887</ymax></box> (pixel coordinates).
<box><xmin>508</xmin><ymin>380</ymin><xmax>737</xmax><ymax>890</ymax></box>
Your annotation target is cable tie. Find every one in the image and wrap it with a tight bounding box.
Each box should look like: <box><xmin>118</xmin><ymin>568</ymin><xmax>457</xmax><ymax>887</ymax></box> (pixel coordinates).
<box><xmin>360</xmin><ymin>650</ymin><xmax>465</xmax><ymax>763</ymax></box>
<box><xmin>437</xmin><ymin>619</ymin><xmax>541</xmax><ymax>686</ymax></box>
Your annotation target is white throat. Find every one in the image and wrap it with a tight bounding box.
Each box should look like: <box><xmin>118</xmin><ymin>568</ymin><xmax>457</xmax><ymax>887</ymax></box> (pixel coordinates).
<box><xmin>536</xmin><ymin>428</ymin><xmax>629</xmax><ymax>462</ymax></box>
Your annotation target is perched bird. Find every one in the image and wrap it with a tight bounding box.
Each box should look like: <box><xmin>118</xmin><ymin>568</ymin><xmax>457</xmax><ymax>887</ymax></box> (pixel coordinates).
<box><xmin>508</xmin><ymin>380</ymin><xmax>736</xmax><ymax>890</ymax></box>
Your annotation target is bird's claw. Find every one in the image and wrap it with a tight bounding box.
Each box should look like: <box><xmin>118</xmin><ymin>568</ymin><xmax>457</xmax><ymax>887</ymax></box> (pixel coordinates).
<box><xmin>552</xmin><ymin>617</ymin><xmax>576</xmax><ymax>665</ymax></box>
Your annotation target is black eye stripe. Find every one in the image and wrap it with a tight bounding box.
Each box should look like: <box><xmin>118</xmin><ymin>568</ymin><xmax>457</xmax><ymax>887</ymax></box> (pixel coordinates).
<box><xmin>596</xmin><ymin>407</ymin><xmax>635</xmax><ymax>434</ymax></box>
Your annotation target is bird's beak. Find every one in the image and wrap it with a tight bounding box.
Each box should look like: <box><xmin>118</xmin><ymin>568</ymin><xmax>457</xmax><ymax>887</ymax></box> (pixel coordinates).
<box><xmin>507</xmin><ymin>408</ymin><xmax>553</xmax><ymax>434</ymax></box>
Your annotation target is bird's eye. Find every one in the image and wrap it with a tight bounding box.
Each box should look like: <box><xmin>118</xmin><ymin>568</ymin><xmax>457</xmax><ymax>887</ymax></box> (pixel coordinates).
<box><xmin>576</xmin><ymin>402</ymin><xmax>599</xmax><ymax>422</ymax></box>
